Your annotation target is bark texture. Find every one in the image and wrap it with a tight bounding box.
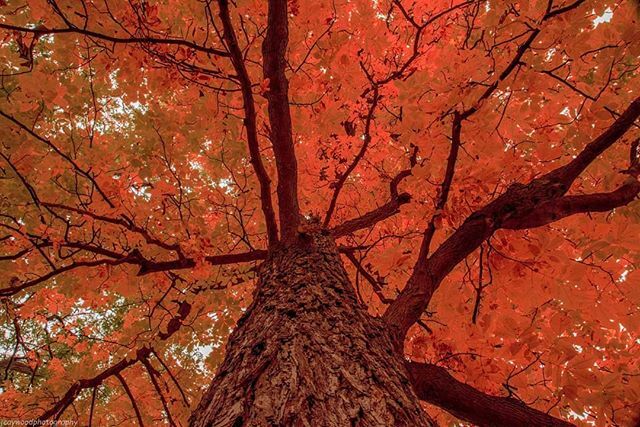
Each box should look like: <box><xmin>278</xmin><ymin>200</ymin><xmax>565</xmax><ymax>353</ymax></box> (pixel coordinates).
<box><xmin>190</xmin><ymin>230</ymin><xmax>433</xmax><ymax>427</ymax></box>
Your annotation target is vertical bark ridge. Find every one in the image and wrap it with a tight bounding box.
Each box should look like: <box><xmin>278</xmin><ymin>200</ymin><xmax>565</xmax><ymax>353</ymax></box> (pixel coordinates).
<box><xmin>191</xmin><ymin>231</ymin><xmax>433</xmax><ymax>426</ymax></box>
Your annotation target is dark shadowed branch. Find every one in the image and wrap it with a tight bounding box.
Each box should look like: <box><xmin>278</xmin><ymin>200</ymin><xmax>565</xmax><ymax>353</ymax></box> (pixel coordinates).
<box><xmin>142</xmin><ymin>358</ymin><xmax>176</xmax><ymax>426</ymax></box>
<box><xmin>330</xmin><ymin>192</ymin><xmax>411</xmax><ymax>237</ymax></box>
<box><xmin>384</xmin><ymin>96</ymin><xmax>640</xmax><ymax>345</ymax></box>
<box><xmin>331</xmin><ymin>146</ymin><xmax>418</xmax><ymax>237</ymax></box>
<box><xmin>405</xmin><ymin>361</ymin><xmax>575</xmax><ymax>427</ymax></box>
<box><xmin>324</xmin><ymin>87</ymin><xmax>381</xmax><ymax>227</ymax></box>
<box><xmin>343</xmin><ymin>251</ymin><xmax>392</xmax><ymax>304</ymax></box>
<box><xmin>217</xmin><ymin>0</ymin><xmax>279</xmax><ymax>245</ymax></box>
<box><xmin>38</xmin><ymin>300</ymin><xmax>191</xmax><ymax>421</ymax></box>
<box><xmin>0</xmin><ymin>239</ymin><xmax>266</xmax><ymax>297</ymax></box>
<box><xmin>502</xmin><ymin>179</ymin><xmax>640</xmax><ymax>229</ymax></box>
<box><xmin>115</xmin><ymin>372</ymin><xmax>145</xmax><ymax>427</ymax></box>
<box><xmin>0</xmin><ymin>22</ymin><xmax>229</xmax><ymax>57</ymax></box>
<box><xmin>262</xmin><ymin>0</ymin><xmax>300</xmax><ymax>242</ymax></box>
<box><xmin>416</xmin><ymin>111</ymin><xmax>463</xmax><ymax>260</ymax></box>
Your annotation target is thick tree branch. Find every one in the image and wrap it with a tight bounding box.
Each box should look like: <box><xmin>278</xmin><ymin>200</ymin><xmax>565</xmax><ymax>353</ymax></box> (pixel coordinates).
<box><xmin>409</xmin><ymin>0</ymin><xmax>578</xmax><ymax>276</ymax></box>
<box><xmin>331</xmin><ymin>146</ymin><xmax>417</xmax><ymax>237</ymax></box>
<box><xmin>405</xmin><ymin>361</ymin><xmax>574</xmax><ymax>427</ymax></box>
<box><xmin>383</xmin><ymin>97</ymin><xmax>640</xmax><ymax>344</ymax></box>
<box><xmin>262</xmin><ymin>0</ymin><xmax>300</xmax><ymax>242</ymax></box>
<box><xmin>330</xmin><ymin>192</ymin><xmax>411</xmax><ymax>237</ymax></box>
<box><xmin>503</xmin><ymin>179</ymin><xmax>640</xmax><ymax>229</ymax></box>
<box><xmin>395</xmin><ymin>15</ymin><xmax>545</xmax><ymax>303</ymax></box>
<box><xmin>217</xmin><ymin>0</ymin><xmax>279</xmax><ymax>245</ymax></box>
<box><xmin>137</xmin><ymin>249</ymin><xmax>267</xmax><ymax>276</ymax></box>
<box><xmin>381</xmin><ymin>0</ymin><xmax>630</xmax><ymax>344</ymax></box>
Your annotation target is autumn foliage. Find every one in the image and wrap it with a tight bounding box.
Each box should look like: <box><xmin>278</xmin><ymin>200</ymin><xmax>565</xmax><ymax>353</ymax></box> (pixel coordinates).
<box><xmin>1</xmin><ymin>0</ymin><xmax>640</xmax><ymax>425</ymax></box>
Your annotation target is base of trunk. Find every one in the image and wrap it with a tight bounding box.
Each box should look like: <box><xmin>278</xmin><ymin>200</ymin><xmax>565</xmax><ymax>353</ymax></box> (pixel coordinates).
<box><xmin>191</xmin><ymin>231</ymin><xmax>432</xmax><ymax>426</ymax></box>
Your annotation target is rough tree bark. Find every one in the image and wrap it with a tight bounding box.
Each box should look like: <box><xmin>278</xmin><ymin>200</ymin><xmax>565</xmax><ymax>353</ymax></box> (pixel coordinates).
<box><xmin>190</xmin><ymin>229</ymin><xmax>434</xmax><ymax>427</ymax></box>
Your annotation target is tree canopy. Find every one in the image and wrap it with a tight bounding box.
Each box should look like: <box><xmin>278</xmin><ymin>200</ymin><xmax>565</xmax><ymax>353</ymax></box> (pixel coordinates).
<box><xmin>1</xmin><ymin>0</ymin><xmax>639</xmax><ymax>425</ymax></box>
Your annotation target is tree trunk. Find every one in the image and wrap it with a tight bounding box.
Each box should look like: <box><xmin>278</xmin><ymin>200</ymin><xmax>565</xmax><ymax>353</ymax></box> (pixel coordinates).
<box><xmin>190</xmin><ymin>231</ymin><xmax>433</xmax><ymax>427</ymax></box>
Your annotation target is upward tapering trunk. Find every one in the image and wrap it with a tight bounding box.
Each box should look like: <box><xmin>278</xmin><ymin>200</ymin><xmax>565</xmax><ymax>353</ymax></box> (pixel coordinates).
<box><xmin>190</xmin><ymin>231</ymin><xmax>433</xmax><ymax>427</ymax></box>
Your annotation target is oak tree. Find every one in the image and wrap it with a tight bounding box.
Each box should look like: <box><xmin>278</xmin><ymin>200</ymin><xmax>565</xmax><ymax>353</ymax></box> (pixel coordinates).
<box><xmin>1</xmin><ymin>0</ymin><xmax>640</xmax><ymax>425</ymax></box>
